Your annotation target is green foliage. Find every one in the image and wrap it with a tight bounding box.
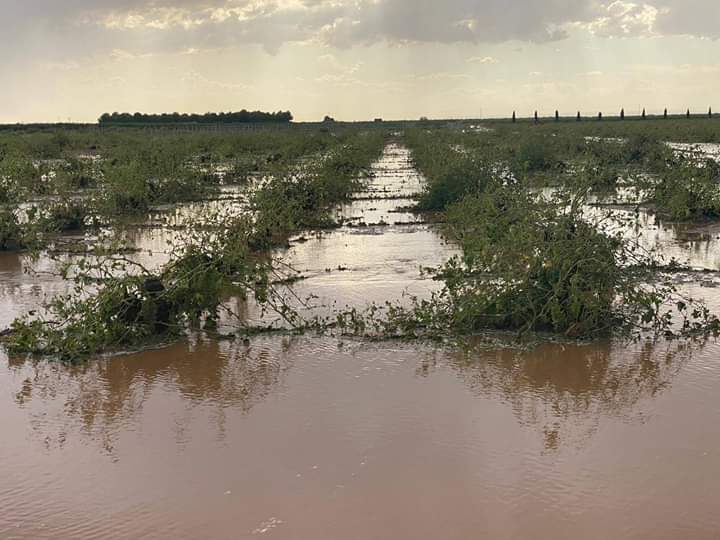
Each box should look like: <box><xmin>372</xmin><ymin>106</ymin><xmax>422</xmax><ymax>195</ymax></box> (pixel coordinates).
<box><xmin>0</xmin><ymin>156</ymin><xmax>44</xmax><ymax>198</ymax></box>
<box><xmin>100</xmin><ymin>158</ymin><xmax>209</xmax><ymax>215</ymax></box>
<box><xmin>404</xmin><ymin>129</ymin><xmax>491</xmax><ymax>210</ymax></box>
<box><xmin>489</xmin><ymin>117</ymin><xmax>720</xmax><ymax>144</ymax></box>
<box><xmin>8</xmin><ymin>276</ymin><xmax>172</xmax><ymax>358</ymax></box>
<box><xmin>42</xmin><ymin>201</ymin><xmax>91</xmax><ymax>232</ymax></box>
<box><xmin>337</xmin><ymin>185</ymin><xmax>718</xmax><ymax>342</ymax></box>
<box><xmin>4</xmin><ymin>129</ymin><xmax>388</xmax><ymax>360</ymax></box>
<box><xmin>317</xmin><ymin>131</ymin><xmax>386</xmax><ymax>200</ymax></box>
<box><xmin>6</xmin><ymin>219</ymin><xmax>269</xmax><ymax>360</ymax></box>
<box><xmin>99</xmin><ymin>110</ymin><xmax>293</xmax><ymax>125</ymax></box>
<box><xmin>250</xmin><ymin>131</ymin><xmax>386</xmax><ymax>249</ymax></box>
<box><xmin>623</xmin><ymin>134</ymin><xmax>673</xmax><ymax>168</ymax></box>
<box><xmin>4</xmin><ymin>121</ymin><xmax>720</xmax><ymax>358</ymax></box>
<box><xmin>0</xmin><ymin>127</ymin><xmax>349</xmax><ymax>221</ymax></box>
<box><xmin>653</xmin><ymin>161</ymin><xmax>720</xmax><ymax>220</ymax></box>
<box><xmin>0</xmin><ymin>210</ymin><xmax>26</xmax><ymax>251</ymax></box>
<box><xmin>514</xmin><ymin>137</ymin><xmax>560</xmax><ymax>174</ymax></box>
<box><xmin>583</xmin><ymin>163</ymin><xmax>622</xmax><ymax>192</ymax></box>
<box><xmin>54</xmin><ymin>157</ymin><xmax>99</xmax><ymax>190</ymax></box>
<box><xmin>435</xmin><ymin>185</ymin><xmax>717</xmax><ymax>339</ymax></box>
<box><xmin>0</xmin><ymin>176</ymin><xmax>11</xmax><ymax>204</ymax></box>
<box><xmin>419</xmin><ymin>156</ymin><xmax>490</xmax><ymax>211</ymax></box>
<box><xmin>442</xmin><ymin>187</ymin><xmax>624</xmax><ymax>337</ymax></box>
<box><xmin>101</xmin><ymin>161</ymin><xmax>154</xmax><ymax>213</ymax></box>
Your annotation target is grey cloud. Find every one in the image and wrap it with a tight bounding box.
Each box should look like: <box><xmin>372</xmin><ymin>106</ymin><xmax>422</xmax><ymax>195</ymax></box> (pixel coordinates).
<box><xmin>653</xmin><ymin>0</ymin><xmax>720</xmax><ymax>39</ymax></box>
<box><xmin>320</xmin><ymin>0</ymin><xmax>593</xmax><ymax>46</ymax></box>
<box><xmin>2</xmin><ymin>0</ymin><xmax>720</xmax><ymax>66</ymax></box>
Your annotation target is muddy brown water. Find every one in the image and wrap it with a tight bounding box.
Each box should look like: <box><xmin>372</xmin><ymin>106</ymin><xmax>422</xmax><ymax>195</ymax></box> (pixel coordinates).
<box><xmin>2</xmin><ymin>144</ymin><xmax>720</xmax><ymax>539</ymax></box>
<box><xmin>2</xmin><ymin>337</ymin><xmax>720</xmax><ymax>539</ymax></box>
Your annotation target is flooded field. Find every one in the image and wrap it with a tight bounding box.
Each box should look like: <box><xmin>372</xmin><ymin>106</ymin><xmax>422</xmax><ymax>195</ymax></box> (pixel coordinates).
<box><xmin>3</xmin><ymin>336</ymin><xmax>720</xmax><ymax>539</ymax></box>
<box><xmin>3</xmin><ymin>136</ymin><xmax>720</xmax><ymax>539</ymax></box>
<box><xmin>274</xmin><ymin>144</ymin><xmax>457</xmax><ymax>318</ymax></box>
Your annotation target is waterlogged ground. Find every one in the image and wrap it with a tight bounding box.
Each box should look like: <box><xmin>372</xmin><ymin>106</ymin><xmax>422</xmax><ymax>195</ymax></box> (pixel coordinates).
<box><xmin>3</xmin><ymin>143</ymin><xmax>720</xmax><ymax>539</ymax></box>
<box><xmin>272</xmin><ymin>143</ymin><xmax>457</xmax><ymax>319</ymax></box>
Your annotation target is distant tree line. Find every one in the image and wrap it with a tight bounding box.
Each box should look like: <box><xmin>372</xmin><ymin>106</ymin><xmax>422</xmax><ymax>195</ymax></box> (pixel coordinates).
<box><xmin>98</xmin><ymin>110</ymin><xmax>293</xmax><ymax>125</ymax></box>
<box><xmin>511</xmin><ymin>107</ymin><xmax>715</xmax><ymax>123</ymax></box>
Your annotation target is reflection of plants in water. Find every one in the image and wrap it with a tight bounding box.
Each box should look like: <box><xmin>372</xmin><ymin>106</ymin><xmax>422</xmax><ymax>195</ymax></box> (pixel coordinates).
<box><xmin>417</xmin><ymin>339</ymin><xmax>701</xmax><ymax>452</ymax></box>
<box><xmin>0</xmin><ymin>252</ymin><xmax>24</xmax><ymax>280</ymax></box>
<box><xmin>7</xmin><ymin>338</ymin><xmax>295</xmax><ymax>458</ymax></box>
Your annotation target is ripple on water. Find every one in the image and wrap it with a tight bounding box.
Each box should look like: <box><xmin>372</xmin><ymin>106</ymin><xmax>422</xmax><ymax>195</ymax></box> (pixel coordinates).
<box><xmin>2</xmin><ymin>143</ymin><xmax>720</xmax><ymax>539</ymax></box>
<box><xmin>2</xmin><ymin>334</ymin><xmax>720</xmax><ymax>539</ymax></box>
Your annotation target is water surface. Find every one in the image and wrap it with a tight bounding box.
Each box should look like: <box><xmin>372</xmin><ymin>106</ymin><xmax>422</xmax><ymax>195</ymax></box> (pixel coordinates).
<box><xmin>2</xmin><ymin>337</ymin><xmax>720</xmax><ymax>539</ymax></box>
<box><xmin>2</xmin><ymin>143</ymin><xmax>720</xmax><ymax>539</ymax></box>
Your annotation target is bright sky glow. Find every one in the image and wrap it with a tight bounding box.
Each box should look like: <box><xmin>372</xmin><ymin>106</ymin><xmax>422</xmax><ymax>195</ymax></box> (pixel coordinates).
<box><xmin>2</xmin><ymin>0</ymin><xmax>719</xmax><ymax>122</ymax></box>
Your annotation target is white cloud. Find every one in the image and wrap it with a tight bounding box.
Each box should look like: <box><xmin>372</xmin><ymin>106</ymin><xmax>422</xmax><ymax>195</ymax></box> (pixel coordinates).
<box><xmin>584</xmin><ymin>1</ymin><xmax>659</xmax><ymax>38</ymax></box>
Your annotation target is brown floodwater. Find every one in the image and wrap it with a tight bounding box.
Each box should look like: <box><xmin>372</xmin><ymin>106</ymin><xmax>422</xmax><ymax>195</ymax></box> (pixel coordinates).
<box><xmin>2</xmin><ymin>336</ymin><xmax>720</xmax><ymax>539</ymax></box>
<box><xmin>2</xmin><ymin>143</ymin><xmax>720</xmax><ymax>539</ymax></box>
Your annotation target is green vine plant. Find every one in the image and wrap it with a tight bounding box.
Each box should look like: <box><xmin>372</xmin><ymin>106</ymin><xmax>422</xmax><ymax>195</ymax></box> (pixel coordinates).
<box><xmin>3</xmin><ymin>128</ymin><xmax>720</xmax><ymax>360</ymax></box>
<box><xmin>314</xmin><ymin>185</ymin><xmax>719</xmax><ymax>342</ymax></box>
<box><xmin>2</xmin><ymin>131</ymin><xmax>388</xmax><ymax>361</ymax></box>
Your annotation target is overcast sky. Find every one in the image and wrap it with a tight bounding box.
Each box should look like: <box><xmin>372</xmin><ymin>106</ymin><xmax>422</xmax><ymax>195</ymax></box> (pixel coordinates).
<box><xmin>2</xmin><ymin>0</ymin><xmax>720</xmax><ymax>122</ymax></box>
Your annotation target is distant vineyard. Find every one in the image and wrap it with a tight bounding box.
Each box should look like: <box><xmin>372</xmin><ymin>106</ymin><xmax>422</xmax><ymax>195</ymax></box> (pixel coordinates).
<box><xmin>98</xmin><ymin>110</ymin><xmax>293</xmax><ymax>125</ymax></box>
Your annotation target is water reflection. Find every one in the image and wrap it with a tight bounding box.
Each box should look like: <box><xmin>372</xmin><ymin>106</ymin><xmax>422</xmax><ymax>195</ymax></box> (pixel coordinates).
<box><xmin>6</xmin><ymin>337</ymin><xmax>295</xmax><ymax>458</ymax></box>
<box><xmin>585</xmin><ymin>204</ymin><xmax>720</xmax><ymax>271</ymax></box>
<box><xmin>0</xmin><ymin>252</ymin><xmax>75</xmax><ymax>329</ymax></box>
<box><xmin>0</xmin><ymin>251</ymin><xmax>23</xmax><ymax>274</ymax></box>
<box><xmin>4</xmin><ymin>335</ymin><xmax>719</xmax><ymax>539</ymax></box>
<box><xmin>5</xmin><ymin>334</ymin><xmax>709</xmax><ymax>459</ymax></box>
<box><xmin>431</xmin><ymin>338</ymin><xmax>704</xmax><ymax>451</ymax></box>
